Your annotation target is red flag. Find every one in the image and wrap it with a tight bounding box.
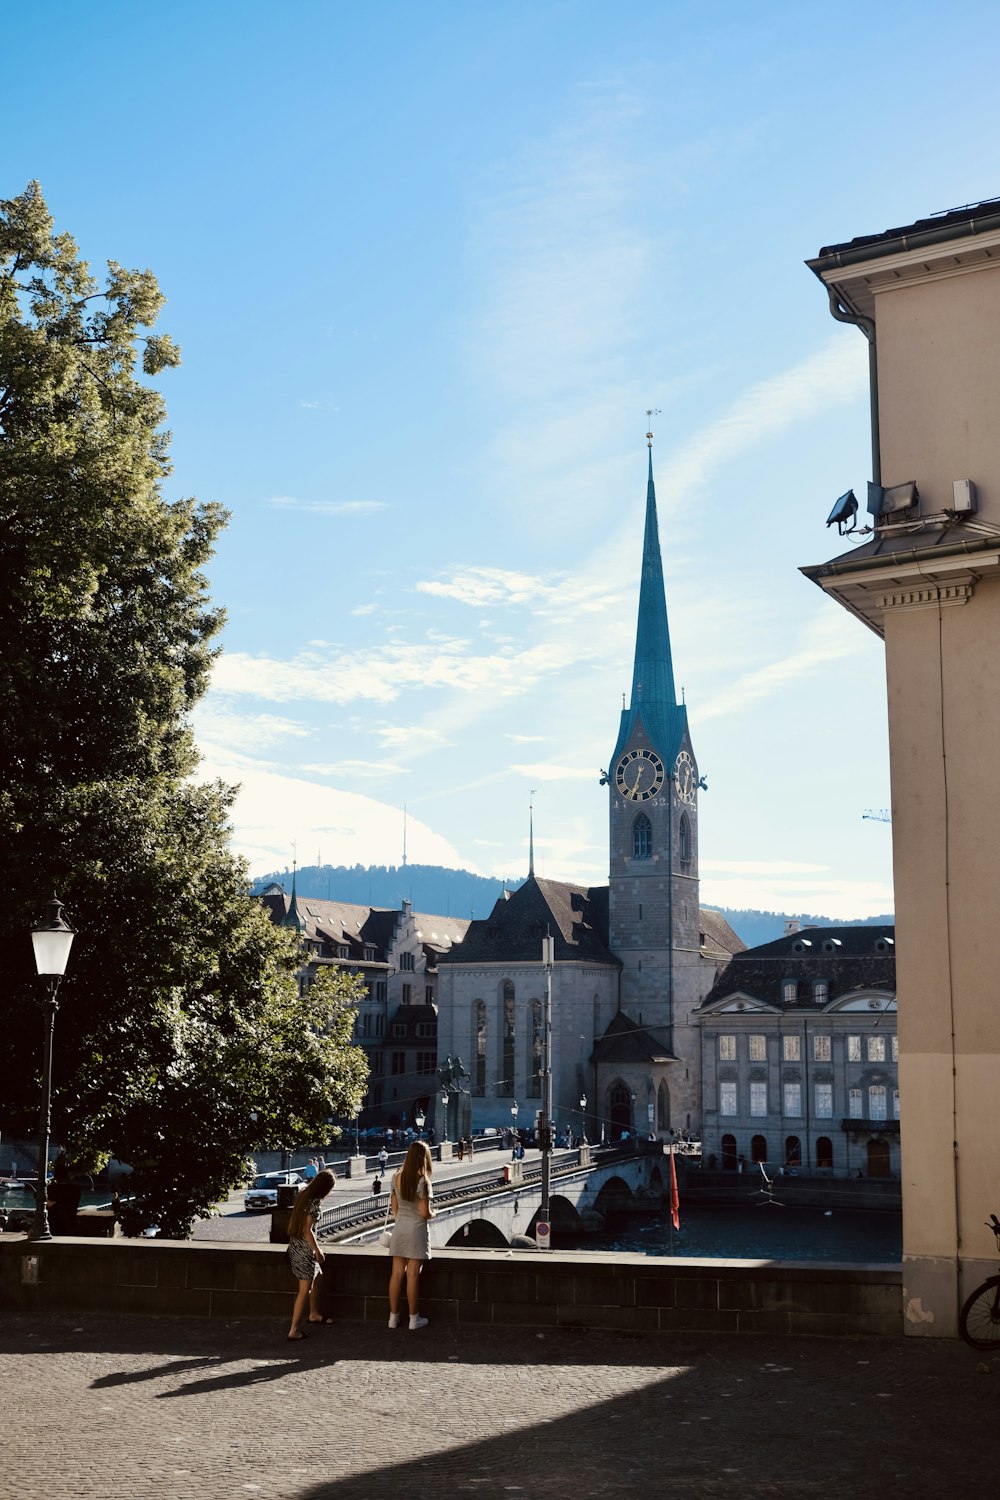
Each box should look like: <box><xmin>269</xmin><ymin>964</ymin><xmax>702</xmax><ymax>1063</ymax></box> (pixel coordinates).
<box><xmin>669</xmin><ymin>1145</ymin><xmax>680</xmax><ymax>1230</ymax></box>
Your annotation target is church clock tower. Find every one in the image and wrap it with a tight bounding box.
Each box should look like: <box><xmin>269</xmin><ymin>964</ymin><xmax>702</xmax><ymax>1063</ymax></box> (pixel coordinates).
<box><xmin>608</xmin><ymin>430</ymin><xmax>701</xmax><ymax>1054</ymax></box>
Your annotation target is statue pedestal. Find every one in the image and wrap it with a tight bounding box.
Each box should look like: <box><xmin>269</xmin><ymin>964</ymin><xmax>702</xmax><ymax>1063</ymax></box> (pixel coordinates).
<box><xmin>437</xmin><ymin>1142</ymin><xmax>453</xmax><ymax>1162</ymax></box>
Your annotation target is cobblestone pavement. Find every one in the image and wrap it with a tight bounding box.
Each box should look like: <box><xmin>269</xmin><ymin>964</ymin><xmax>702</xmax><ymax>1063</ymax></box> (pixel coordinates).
<box><xmin>0</xmin><ymin>1310</ymin><xmax>994</xmax><ymax>1500</ymax></box>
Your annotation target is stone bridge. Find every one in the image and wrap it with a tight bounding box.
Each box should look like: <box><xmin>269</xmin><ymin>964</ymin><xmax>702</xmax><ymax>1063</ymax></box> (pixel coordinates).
<box><xmin>327</xmin><ymin>1146</ymin><xmax>670</xmax><ymax>1251</ymax></box>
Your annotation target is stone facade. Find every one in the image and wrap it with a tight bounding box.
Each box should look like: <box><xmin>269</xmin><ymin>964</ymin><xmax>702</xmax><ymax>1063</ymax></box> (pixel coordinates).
<box><xmin>260</xmin><ymin>884</ymin><xmax>468</xmax><ymax>1125</ymax></box>
<box><xmin>696</xmin><ymin>924</ymin><xmax>898</xmax><ymax>1178</ymax></box>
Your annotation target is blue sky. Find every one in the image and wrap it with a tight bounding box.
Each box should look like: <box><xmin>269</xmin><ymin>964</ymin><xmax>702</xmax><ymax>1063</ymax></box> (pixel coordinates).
<box><xmin>8</xmin><ymin>1</ymin><xmax>999</xmax><ymax>916</ymax></box>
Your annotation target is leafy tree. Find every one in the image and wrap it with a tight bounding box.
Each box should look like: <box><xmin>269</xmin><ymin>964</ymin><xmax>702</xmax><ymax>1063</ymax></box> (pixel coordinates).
<box><xmin>0</xmin><ymin>182</ymin><xmax>368</xmax><ymax>1235</ymax></box>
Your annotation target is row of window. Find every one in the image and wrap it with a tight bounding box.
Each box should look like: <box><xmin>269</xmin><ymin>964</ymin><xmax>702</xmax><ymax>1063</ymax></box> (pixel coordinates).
<box><xmin>718</xmin><ymin>1032</ymin><xmax>897</xmax><ymax>1063</ymax></box>
<box><xmin>719</xmin><ymin>1080</ymin><xmax>900</xmax><ymax>1120</ymax></box>
<box><xmin>389</xmin><ymin>1050</ymin><xmax>437</xmax><ymax>1076</ymax></box>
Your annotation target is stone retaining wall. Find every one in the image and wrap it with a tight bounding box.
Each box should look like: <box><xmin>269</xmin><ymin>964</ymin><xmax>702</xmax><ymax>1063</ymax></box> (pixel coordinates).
<box><xmin>0</xmin><ymin>1236</ymin><xmax>901</xmax><ymax>1337</ymax></box>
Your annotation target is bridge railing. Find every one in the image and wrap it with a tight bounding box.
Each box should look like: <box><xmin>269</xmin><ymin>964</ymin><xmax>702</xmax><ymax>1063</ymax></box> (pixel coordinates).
<box><xmin>315</xmin><ymin>1145</ymin><xmax>633</xmax><ymax>1241</ymax></box>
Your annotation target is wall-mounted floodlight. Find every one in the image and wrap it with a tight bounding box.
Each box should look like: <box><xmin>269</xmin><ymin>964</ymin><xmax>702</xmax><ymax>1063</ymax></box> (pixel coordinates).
<box><xmin>881</xmin><ymin>481</ymin><xmax>919</xmax><ymax>516</ymax></box>
<box><xmin>827</xmin><ymin>490</ymin><xmax>858</xmax><ymax>533</ymax></box>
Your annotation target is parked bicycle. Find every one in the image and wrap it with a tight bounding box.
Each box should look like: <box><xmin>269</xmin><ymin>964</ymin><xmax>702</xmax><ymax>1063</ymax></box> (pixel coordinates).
<box><xmin>959</xmin><ymin>1214</ymin><xmax>1000</xmax><ymax>1350</ymax></box>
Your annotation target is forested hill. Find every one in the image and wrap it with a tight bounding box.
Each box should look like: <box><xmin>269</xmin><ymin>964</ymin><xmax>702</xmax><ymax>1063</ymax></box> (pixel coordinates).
<box><xmin>251</xmin><ymin>863</ymin><xmax>893</xmax><ymax>950</ymax></box>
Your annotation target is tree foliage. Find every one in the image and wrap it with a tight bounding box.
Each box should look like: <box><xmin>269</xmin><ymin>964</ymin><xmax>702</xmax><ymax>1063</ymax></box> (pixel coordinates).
<box><xmin>0</xmin><ymin>183</ymin><xmax>368</xmax><ymax>1235</ymax></box>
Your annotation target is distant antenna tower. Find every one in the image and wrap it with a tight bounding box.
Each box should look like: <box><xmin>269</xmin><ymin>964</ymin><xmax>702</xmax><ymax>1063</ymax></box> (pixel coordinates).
<box><xmin>862</xmin><ymin>808</ymin><xmax>892</xmax><ymax>823</ymax></box>
<box><xmin>402</xmin><ymin>803</ymin><xmax>408</xmax><ymax>868</ymax></box>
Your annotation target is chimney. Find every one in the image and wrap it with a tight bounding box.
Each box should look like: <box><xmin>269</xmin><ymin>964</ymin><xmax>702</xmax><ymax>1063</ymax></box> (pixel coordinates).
<box><xmin>784</xmin><ymin>918</ymin><xmax>802</xmax><ymax>936</ymax></box>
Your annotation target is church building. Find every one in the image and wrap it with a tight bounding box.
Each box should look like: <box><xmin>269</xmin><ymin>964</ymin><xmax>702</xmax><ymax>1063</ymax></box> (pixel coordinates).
<box><xmin>436</xmin><ymin>436</ymin><xmax>742</xmax><ymax>1143</ymax></box>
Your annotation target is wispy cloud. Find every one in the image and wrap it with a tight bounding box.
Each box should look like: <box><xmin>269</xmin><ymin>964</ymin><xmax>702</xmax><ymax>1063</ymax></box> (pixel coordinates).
<box><xmin>509</xmin><ymin>762</ymin><xmax>597</xmax><ymax>782</ymax></box>
<box><xmin>300</xmin><ymin>759</ymin><xmax>409</xmax><ymax>780</ymax></box>
<box><xmin>192</xmin><ymin>703</ymin><xmax>312</xmax><ymax>752</ymax></box>
<box><xmin>376</xmin><ymin>725</ymin><xmax>448</xmax><ymax>753</ymax></box>
<box><xmin>267</xmin><ymin>496</ymin><xmax>387</xmax><ymax>516</ymax></box>
<box><xmin>698</xmin><ymin>611</ymin><xmax>868</xmax><ymax>721</ymax></box>
<box><xmin>212</xmin><ymin>635</ymin><xmax>593</xmax><ymax>707</ymax></box>
<box><xmin>660</xmin><ymin>338</ymin><xmax>868</xmax><ymax>503</ymax></box>
<box><xmin>416</xmin><ymin>565</ymin><xmax>623</xmax><ymax>617</ymax></box>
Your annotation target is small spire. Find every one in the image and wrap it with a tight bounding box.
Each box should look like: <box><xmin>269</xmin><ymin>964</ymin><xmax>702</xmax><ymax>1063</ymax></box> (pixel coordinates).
<box><xmin>282</xmin><ymin>852</ymin><xmax>306</xmax><ymax>930</ymax></box>
<box><xmin>528</xmin><ymin>789</ymin><xmax>536</xmax><ymax>878</ymax></box>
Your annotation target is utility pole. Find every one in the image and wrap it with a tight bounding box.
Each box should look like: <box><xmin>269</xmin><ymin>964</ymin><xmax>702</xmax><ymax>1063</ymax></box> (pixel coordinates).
<box><xmin>540</xmin><ymin>933</ymin><xmax>554</xmax><ymax>1242</ymax></box>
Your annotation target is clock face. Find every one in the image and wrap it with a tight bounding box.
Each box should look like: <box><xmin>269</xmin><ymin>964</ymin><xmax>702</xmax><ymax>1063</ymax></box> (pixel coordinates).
<box><xmin>674</xmin><ymin>750</ymin><xmax>697</xmax><ymax>804</ymax></box>
<box><xmin>615</xmin><ymin>748</ymin><xmax>665</xmax><ymax>801</ymax></box>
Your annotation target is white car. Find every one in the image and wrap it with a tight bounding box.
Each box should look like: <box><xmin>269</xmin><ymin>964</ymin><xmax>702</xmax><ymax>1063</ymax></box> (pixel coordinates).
<box><xmin>244</xmin><ymin>1170</ymin><xmax>304</xmax><ymax>1212</ymax></box>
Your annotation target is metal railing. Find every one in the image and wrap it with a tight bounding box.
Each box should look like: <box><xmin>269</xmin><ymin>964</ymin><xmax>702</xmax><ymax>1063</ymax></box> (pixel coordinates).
<box><xmin>315</xmin><ymin>1145</ymin><xmax>630</xmax><ymax>1241</ymax></box>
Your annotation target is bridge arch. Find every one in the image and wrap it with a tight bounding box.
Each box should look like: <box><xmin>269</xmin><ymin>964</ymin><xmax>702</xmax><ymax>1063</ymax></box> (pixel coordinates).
<box><xmin>592</xmin><ymin>1174</ymin><xmax>637</xmax><ymax>1219</ymax></box>
<box><xmin>446</xmin><ymin>1218</ymin><xmax>509</xmax><ymax>1249</ymax></box>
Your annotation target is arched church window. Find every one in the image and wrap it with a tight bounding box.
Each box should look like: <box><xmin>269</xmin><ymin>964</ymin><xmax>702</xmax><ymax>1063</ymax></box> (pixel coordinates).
<box><xmin>499</xmin><ymin>980</ymin><xmax>515</xmax><ymax>1095</ymax></box>
<box><xmin>678</xmin><ymin>812</ymin><xmax>691</xmax><ymax>865</ymax></box>
<box><xmin>528</xmin><ymin>999</ymin><xmax>542</xmax><ymax>1097</ymax></box>
<box><xmin>657</xmin><ymin>1080</ymin><xmax>670</xmax><ymax>1131</ymax></box>
<box><xmin>593</xmin><ymin>995</ymin><xmax>602</xmax><ymax>1040</ymax></box>
<box><xmin>474</xmin><ymin>1000</ymin><xmax>486</xmax><ymax>1096</ymax></box>
<box><xmin>632</xmin><ymin>814</ymin><xmax>652</xmax><ymax>860</ymax></box>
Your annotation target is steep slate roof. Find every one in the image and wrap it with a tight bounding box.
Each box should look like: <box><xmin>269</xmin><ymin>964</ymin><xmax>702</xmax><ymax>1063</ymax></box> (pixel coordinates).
<box><xmin>591</xmin><ymin>1010</ymin><xmax>676</xmax><ymax>1065</ymax></box>
<box><xmin>697</xmin><ymin>924</ymin><xmax>896</xmax><ymax>1012</ymax></box>
<box><xmin>438</xmin><ymin>874</ymin><xmax>618</xmax><ymax>968</ymax></box>
<box><xmin>611</xmin><ymin>449</ymin><xmax>689</xmax><ymax>769</ymax></box>
<box><xmin>259</xmin><ymin>891</ymin><xmax>469</xmax><ymax>960</ymax></box>
<box><xmin>699</xmin><ymin>908</ymin><xmax>746</xmax><ymax>961</ymax></box>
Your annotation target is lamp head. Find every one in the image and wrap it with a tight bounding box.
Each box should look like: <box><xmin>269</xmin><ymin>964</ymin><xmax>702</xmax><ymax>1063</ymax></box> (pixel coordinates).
<box><xmin>31</xmin><ymin>895</ymin><xmax>75</xmax><ymax>978</ymax></box>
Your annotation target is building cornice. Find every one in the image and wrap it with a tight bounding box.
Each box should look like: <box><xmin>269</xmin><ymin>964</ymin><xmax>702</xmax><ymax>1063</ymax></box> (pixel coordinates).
<box><xmin>801</xmin><ymin>544</ymin><xmax>1000</xmax><ymax>637</ymax></box>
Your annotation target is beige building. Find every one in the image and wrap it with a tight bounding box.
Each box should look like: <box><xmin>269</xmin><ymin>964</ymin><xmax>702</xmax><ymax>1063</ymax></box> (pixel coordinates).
<box><xmin>803</xmin><ymin>198</ymin><xmax>1000</xmax><ymax>1336</ymax></box>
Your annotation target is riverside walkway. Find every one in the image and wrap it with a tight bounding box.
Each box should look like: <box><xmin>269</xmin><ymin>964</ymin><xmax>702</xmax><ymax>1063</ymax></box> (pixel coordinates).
<box><xmin>0</xmin><ymin>1307</ymin><xmax>993</xmax><ymax>1499</ymax></box>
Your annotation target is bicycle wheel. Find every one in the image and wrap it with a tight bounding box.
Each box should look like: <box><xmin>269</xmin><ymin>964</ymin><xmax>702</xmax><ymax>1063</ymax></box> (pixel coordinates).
<box><xmin>959</xmin><ymin>1275</ymin><xmax>1000</xmax><ymax>1350</ymax></box>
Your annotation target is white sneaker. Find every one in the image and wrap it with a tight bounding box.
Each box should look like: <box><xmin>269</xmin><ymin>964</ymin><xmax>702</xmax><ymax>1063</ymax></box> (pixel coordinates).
<box><xmin>408</xmin><ymin>1315</ymin><xmax>428</xmax><ymax>1331</ymax></box>
<box><xmin>387</xmin><ymin>1313</ymin><xmax>400</xmax><ymax>1328</ymax></box>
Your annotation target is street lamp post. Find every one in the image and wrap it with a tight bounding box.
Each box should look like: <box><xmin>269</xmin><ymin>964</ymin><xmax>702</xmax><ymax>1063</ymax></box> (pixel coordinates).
<box><xmin>510</xmin><ymin>1101</ymin><xmax>518</xmax><ymax>1142</ymax></box>
<box><xmin>440</xmin><ymin>1089</ymin><xmax>449</xmax><ymax>1144</ymax></box>
<box><xmin>540</xmin><ymin>934</ymin><xmax>554</xmax><ymax>1231</ymax></box>
<box><xmin>579</xmin><ymin>1093</ymin><xmax>588</xmax><ymax>1145</ymax></box>
<box><xmin>355</xmin><ymin>1108</ymin><xmax>362</xmax><ymax>1157</ymax></box>
<box><xmin>415</xmin><ymin>1106</ymin><xmax>425</xmax><ymax>1137</ymax></box>
<box><xmin>28</xmin><ymin>896</ymin><xmax>75</xmax><ymax>1243</ymax></box>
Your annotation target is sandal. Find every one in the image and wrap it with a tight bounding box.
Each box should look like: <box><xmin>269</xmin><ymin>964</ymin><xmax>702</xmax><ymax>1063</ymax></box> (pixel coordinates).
<box><xmin>286</xmin><ymin>1330</ymin><xmax>308</xmax><ymax>1341</ymax></box>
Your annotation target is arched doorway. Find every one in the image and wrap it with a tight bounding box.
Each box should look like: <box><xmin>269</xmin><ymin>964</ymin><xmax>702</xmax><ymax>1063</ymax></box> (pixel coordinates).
<box><xmin>609</xmin><ymin>1083</ymin><xmax>634</xmax><ymax>1140</ymax></box>
<box><xmin>721</xmin><ymin>1133</ymin><xmax>737</xmax><ymax>1170</ymax></box>
<box><xmin>867</xmin><ymin>1138</ymin><xmax>891</xmax><ymax>1178</ymax></box>
<box><xmin>816</xmin><ymin>1136</ymin><xmax>833</xmax><ymax>1169</ymax></box>
<box><xmin>784</xmin><ymin>1136</ymin><xmax>802</xmax><ymax>1168</ymax></box>
<box><xmin>751</xmin><ymin>1134</ymin><xmax>768</xmax><ymax>1163</ymax></box>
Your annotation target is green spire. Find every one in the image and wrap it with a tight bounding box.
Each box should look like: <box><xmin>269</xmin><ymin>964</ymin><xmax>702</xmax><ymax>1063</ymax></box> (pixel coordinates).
<box><xmin>281</xmin><ymin>860</ymin><xmax>307</xmax><ymax>931</ymax></box>
<box><xmin>611</xmin><ymin>442</ymin><xmax>687</xmax><ymax>766</ymax></box>
<box><xmin>630</xmin><ymin>447</ymin><xmax>677</xmax><ymax>710</ymax></box>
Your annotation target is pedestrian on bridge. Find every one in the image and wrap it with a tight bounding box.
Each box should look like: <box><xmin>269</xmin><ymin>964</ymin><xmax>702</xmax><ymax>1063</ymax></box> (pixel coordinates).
<box><xmin>387</xmin><ymin>1141</ymin><xmax>435</xmax><ymax>1331</ymax></box>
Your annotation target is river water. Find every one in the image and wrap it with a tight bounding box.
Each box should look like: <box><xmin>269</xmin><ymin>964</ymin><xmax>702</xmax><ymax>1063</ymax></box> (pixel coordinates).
<box><xmin>561</xmin><ymin>1203</ymin><xmax>902</xmax><ymax>1262</ymax></box>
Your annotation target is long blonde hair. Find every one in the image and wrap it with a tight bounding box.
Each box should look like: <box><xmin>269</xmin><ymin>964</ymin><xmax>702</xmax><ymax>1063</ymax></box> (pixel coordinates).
<box><xmin>397</xmin><ymin>1140</ymin><xmax>432</xmax><ymax>1202</ymax></box>
<box><xmin>288</xmin><ymin>1169</ymin><xmax>335</xmax><ymax>1237</ymax></box>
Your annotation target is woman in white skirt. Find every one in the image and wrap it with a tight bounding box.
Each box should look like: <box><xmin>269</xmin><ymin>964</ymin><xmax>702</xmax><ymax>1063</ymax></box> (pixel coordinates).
<box><xmin>387</xmin><ymin>1140</ymin><xmax>435</xmax><ymax>1329</ymax></box>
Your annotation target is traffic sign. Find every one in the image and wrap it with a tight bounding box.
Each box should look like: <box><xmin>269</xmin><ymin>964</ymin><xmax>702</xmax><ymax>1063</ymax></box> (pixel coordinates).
<box><xmin>535</xmin><ymin>1220</ymin><xmax>551</xmax><ymax>1250</ymax></box>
